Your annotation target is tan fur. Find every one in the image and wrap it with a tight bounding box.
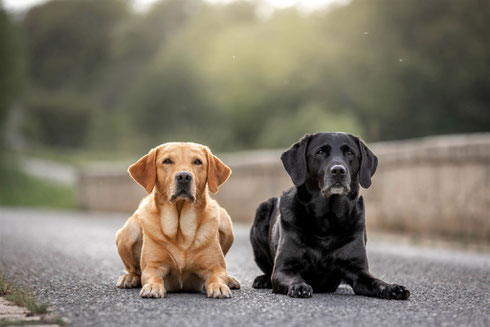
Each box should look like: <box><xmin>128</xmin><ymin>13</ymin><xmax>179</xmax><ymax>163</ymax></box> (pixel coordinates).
<box><xmin>115</xmin><ymin>142</ymin><xmax>240</xmax><ymax>299</ymax></box>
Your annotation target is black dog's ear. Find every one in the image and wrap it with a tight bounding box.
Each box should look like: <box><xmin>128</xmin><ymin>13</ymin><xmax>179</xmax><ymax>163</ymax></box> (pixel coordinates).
<box><xmin>355</xmin><ymin>136</ymin><xmax>378</xmax><ymax>189</ymax></box>
<box><xmin>281</xmin><ymin>134</ymin><xmax>312</xmax><ymax>186</ymax></box>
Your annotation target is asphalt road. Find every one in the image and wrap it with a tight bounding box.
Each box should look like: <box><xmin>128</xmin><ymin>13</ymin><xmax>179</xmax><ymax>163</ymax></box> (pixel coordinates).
<box><xmin>0</xmin><ymin>208</ymin><xmax>489</xmax><ymax>327</ymax></box>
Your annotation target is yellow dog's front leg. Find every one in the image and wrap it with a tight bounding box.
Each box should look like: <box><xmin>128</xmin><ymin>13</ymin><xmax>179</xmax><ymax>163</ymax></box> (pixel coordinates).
<box><xmin>139</xmin><ymin>235</ymin><xmax>170</xmax><ymax>299</ymax></box>
<box><xmin>196</xmin><ymin>242</ymin><xmax>232</xmax><ymax>299</ymax></box>
<box><xmin>202</xmin><ymin>268</ymin><xmax>231</xmax><ymax>299</ymax></box>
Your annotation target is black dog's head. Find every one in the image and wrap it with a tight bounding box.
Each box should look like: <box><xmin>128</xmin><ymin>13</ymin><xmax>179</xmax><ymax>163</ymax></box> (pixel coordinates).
<box><xmin>281</xmin><ymin>132</ymin><xmax>378</xmax><ymax>198</ymax></box>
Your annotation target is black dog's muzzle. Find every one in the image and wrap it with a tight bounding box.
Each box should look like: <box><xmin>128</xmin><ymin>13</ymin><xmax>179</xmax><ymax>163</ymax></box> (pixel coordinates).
<box><xmin>321</xmin><ymin>164</ymin><xmax>351</xmax><ymax>197</ymax></box>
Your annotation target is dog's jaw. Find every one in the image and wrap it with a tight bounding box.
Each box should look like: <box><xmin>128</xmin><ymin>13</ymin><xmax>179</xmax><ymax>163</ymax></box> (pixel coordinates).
<box><xmin>169</xmin><ymin>192</ymin><xmax>196</xmax><ymax>203</ymax></box>
<box><xmin>330</xmin><ymin>186</ymin><xmax>346</xmax><ymax>195</ymax></box>
<box><xmin>320</xmin><ymin>183</ymin><xmax>351</xmax><ymax>198</ymax></box>
<box><xmin>169</xmin><ymin>180</ymin><xmax>197</xmax><ymax>203</ymax></box>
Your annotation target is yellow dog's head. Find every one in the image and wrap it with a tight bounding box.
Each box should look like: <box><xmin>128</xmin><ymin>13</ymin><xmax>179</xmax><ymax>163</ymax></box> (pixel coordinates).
<box><xmin>128</xmin><ymin>142</ymin><xmax>231</xmax><ymax>202</ymax></box>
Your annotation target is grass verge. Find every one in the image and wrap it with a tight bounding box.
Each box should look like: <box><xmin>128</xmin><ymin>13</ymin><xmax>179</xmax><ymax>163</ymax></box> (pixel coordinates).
<box><xmin>0</xmin><ymin>161</ymin><xmax>76</xmax><ymax>209</ymax></box>
<box><xmin>0</xmin><ymin>275</ymin><xmax>49</xmax><ymax>314</ymax></box>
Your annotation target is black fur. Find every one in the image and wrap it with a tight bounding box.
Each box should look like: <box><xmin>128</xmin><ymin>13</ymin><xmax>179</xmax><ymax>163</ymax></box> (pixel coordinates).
<box><xmin>250</xmin><ymin>132</ymin><xmax>410</xmax><ymax>299</ymax></box>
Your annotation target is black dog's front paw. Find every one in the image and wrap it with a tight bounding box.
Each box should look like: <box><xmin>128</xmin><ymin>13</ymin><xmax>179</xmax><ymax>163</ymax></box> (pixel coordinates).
<box><xmin>252</xmin><ymin>275</ymin><xmax>272</xmax><ymax>289</ymax></box>
<box><xmin>288</xmin><ymin>282</ymin><xmax>313</xmax><ymax>298</ymax></box>
<box><xmin>378</xmin><ymin>284</ymin><xmax>410</xmax><ymax>300</ymax></box>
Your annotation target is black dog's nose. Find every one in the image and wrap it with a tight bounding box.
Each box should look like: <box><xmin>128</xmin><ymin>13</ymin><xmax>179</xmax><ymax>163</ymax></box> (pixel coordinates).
<box><xmin>176</xmin><ymin>172</ymin><xmax>192</xmax><ymax>184</ymax></box>
<box><xmin>329</xmin><ymin>165</ymin><xmax>346</xmax><ymax>177</ymax></box>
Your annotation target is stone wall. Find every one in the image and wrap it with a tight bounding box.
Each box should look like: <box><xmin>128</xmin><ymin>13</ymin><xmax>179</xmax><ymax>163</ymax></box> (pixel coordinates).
<box><xmin>77</xmin><ymin>133</ymin><xmax>490</xmax><ymax>241</ymax></box>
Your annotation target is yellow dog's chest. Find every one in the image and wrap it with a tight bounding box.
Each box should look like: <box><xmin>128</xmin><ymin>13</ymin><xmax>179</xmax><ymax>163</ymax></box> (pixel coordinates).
<box><xmin>160</xmin><ymin>205</ymin><xmax>198</xmax><ymax>248</ymax></box>
<box><xmin>158</xmin><ymin>206</ymin><xmax>218</xmax><ymax>291</ymax></box>
<box><xmin>162</xmin><ymin>235</ymin><xmax>211</xmax><ymax>292</ymax></box>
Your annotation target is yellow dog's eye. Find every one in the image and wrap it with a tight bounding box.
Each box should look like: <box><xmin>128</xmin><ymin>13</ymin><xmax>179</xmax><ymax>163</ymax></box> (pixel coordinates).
<box><xmin>194</xmin><ymin>159</ymin><xmax>202</xmax><ymax>165</ymax></box>
<box><xmin>163</xmin><ymin>158</ymin><xmax>172</xmax><ymax>164</ymax></box>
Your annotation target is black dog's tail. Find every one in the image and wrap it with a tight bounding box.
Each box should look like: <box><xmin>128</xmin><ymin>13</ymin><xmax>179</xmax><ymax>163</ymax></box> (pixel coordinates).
<box><xmin>250</xmin><ymin>197</ymin><xmax>277</xmax><ymax>276</ymax></box>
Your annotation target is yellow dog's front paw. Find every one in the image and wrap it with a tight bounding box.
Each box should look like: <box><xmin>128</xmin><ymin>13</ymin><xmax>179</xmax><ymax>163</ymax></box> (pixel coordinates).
<box><xmin>206</xmin><ymin>283</ymin><xmax>231</xmax><ymax>299</ymax></box>
<box><xmin>139</xmin><ymin>283</ymin><xmax>166</xmax><ymax>298</ymax></box>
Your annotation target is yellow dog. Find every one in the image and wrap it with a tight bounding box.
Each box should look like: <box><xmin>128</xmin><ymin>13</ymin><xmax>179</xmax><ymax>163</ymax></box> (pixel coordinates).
<box><xmin>116</xmin><ymin>142</ymin><xmax>240</xmax><ymax>298</ymax></box>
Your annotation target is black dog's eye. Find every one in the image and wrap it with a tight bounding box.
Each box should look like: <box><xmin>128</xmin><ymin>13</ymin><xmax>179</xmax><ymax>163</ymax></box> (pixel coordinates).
<box><xmin>345</xmin><ymin>150</ymin><xmax>354</xmax><ymax>157</ymax></box>
<box><xmin>193</xmin><ymin>159</ymin><xmax>202</xmax><ymax>165</ymax></box>
<box><xmin>316</xmin><ymin>149</ymin><xmax>325</xmax><ymax>155</ymax></box>
<box><xmin>163</xmin><ymin>158</ymin><xmax>173</xmax><ymax>164</ymax></box>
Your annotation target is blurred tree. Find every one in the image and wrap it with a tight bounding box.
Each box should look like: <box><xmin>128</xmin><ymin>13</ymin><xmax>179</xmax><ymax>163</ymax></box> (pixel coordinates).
<box><xmin>124</xmin><ymin>48</ymin><xmax>222</xmax><ymax>148</ymax></box>
<box><xmin>22</xmin><ymin>92</ymin><xmax>96</xmax><ymax>148</ymax></box>
<box><xmin>0</xmin><ymin>5</ymin><xmax>24</xmax><ymax>148</ymax></box>
<box><xmin>20</xmin><ymin>0</ymin><xmax>130</xmax><ymax>150</ymax></box>
<box><xmin>115</xmin><ymin>0</ymin><xmax>205</xmax><ymax>60</ymax></box>
<box><xmin>389</xmin><ymin>0</ymin><xmax>490</xmax><ymax>138</ymax></box>
<box><xmin>316</xmin><ymin>0</ymin><xmax>490</xmax><ymax>140</ymax></box>
<box><xmin>14</xmin><ymin>0</ymin><xmax>490</xmax><ymax>153</ymax></box>
<box><xmin>98</xmin><ymin>0</ymin><xmax>205</xmax><ymax>109</ymax></box>
<box><xmin>22</xmin><ymin>0</ymin><xmax>129</xmax><ymax>91</ymax></box>
<box><xmin>120</xmin><ymin>1</ymin><xmax>260</xmax><ymax>150</ymax></box>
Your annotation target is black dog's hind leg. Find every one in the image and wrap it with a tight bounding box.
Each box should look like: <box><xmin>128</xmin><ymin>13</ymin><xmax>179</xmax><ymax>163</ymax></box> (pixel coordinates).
<box><xmin>250</xmin><ymin>198</ymin><xmax>277</xmax><ymax>289</ymax></box>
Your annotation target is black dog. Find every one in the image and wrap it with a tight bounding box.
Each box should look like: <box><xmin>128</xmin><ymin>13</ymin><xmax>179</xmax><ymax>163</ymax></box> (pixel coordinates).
<box><xmin>250</xmin><ymin>132</ymin><xmax>410</xmax><ymax>299</ymax></box>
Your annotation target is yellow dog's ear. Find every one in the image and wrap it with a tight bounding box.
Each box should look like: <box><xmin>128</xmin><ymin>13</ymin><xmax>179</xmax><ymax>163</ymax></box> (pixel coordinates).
<box><xmin>206</xmin><ymin>148</ymin><xmax>231</xmax><ymax>193</ymax></box>
<box><xmin>128</xmin><ymin>148</ymin><xmax>157</xmax><ymax>193</ymax></box>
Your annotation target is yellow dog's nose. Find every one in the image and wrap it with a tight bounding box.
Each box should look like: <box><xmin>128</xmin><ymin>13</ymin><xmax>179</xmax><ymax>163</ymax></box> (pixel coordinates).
<box><xmin>175</xmin><ymin>171</ymin><xmax>192</xmax><ymax>184</ymax></box>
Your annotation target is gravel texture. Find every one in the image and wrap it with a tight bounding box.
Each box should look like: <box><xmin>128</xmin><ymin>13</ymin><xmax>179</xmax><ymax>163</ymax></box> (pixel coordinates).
<box><xmin>0</xmin><ymin>208</ymin><xmax>489</xmax><ymax>327</ymax></box>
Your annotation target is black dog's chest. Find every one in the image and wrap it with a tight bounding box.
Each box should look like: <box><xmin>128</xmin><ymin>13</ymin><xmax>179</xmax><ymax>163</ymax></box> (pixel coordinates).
<box><xmin>301</xmin><ymin>234</ymin><xmax>346</xmax><ymax>267</ymax></box>
<box><xmin>293</xmin><ymin>215</ymin><xmax>361</xmax><ymax>286</ymax></box>
<box><xmin>298</xmin><ymin>212</ymin><xmax>359</xmax><ymax>250</ymax></box>
<box><xmin>275</xmin><ymin>189</ymin><xmax>366</xmax><ymax>291</ymax></box>
<box><xmin>300</xmin><ymin>245</ymin><xmax>343</xmax><ymax>290</ymax></box>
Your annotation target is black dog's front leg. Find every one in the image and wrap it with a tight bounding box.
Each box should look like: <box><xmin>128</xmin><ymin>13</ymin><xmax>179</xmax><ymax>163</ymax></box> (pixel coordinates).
<box><xmin>345</xmin><ymin>270</ymin><xmax>410</xmax><ymax>300</ymax></box>
<box><xmin>271</xmin><ymin>269</ymin><xmax>313</xmax><ymax>298</ymax></box>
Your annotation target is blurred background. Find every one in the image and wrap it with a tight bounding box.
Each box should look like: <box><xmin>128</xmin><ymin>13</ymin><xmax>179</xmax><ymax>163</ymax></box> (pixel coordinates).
<box><xmin>0</xmin><ymin>0</ymin><xmax>488</xmax><ymax>243</ymax></box>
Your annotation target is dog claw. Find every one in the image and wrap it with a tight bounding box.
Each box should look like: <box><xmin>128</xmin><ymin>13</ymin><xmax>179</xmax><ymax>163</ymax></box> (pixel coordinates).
<box><xmin>252</xmin><ymin>275</ymin><xmax>272</xmax><ymax>289</ymax></box>
<box><xmin>116</xmin><ymin>273</ymin><xmax>141</xmax><ymax>289</ymax></box>
<box><xmin>206</xmin><ymin>283</ymin><xmax>232</xmax><ymax>299</ymax></box>
<box><xmin>287</xmin><ymin>282</ymin><xmax>313</xmax><ymax>298</ymax></box>
<box><xmin>139</xmin><ymin>283</ymin><xmax>166</xmax><ymax>298</ymax></box>
<box><xmin>378</xmin><ymin>284</ymin><xmax>410</xmax><ymax>300</ymax></box>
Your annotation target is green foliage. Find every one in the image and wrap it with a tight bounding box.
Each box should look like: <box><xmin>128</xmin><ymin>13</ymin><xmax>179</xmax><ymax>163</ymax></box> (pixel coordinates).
<box><xmin>22</xmin><ymin>0</ymin><xmax>129</xmax><ymax>90</ymax></box>
<box><xmin>0</xmin><ymin>7</ymin><xmax>25</xmax><ymax>145</ymax></box>
<box><xmin>318</xmin><ymin>0</ymin><xmax>490</xmax><ymax>140</ymax></box>
<box><xmin>125</xmin><ymin>51</ymin><xmax>212</xmax><ymax>144</ymax></box>
<box><xmin>23</xmin><ymin>92</ymin><xmax>96</xmax><ymax>148</ymax></box>
<box><xmin>11</xmin><ymin>0</ymin><xmax>490</xmax><ymax>154</ymax></box>
<box><xmin>258</xmin><ymin>103</ymin><xmax>363</xmax><ymax>148</ymax></box>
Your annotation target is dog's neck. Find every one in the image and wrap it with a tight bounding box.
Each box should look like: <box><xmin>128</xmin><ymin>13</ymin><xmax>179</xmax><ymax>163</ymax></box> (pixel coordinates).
<box><xmin>295</xmin><ymin>183</ymin><xmax>360</xmax><ymax>219</ymax></box>
<box><xmin>147</xmin><ymin>191</ymin><xmax>210</xmax><ymax>244</ymax></box>
<box><xmin>291</xmin><ymin>185</ymin><xmax>363</xmax><ymax>236</ymax></box>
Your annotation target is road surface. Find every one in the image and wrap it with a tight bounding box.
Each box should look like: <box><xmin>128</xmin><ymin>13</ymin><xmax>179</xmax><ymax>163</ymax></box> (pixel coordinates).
<box><xmin>0</xmin><ymin>208</ymin><xmax>488</xmax><ymax>326</ymax></box>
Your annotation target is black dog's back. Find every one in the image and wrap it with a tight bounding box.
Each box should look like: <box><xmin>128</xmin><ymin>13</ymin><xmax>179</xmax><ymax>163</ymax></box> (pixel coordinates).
<box><xmin>250</xmin><ymin>197</ymin><xmax>277</xmax><ymax>288</ymax></box>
